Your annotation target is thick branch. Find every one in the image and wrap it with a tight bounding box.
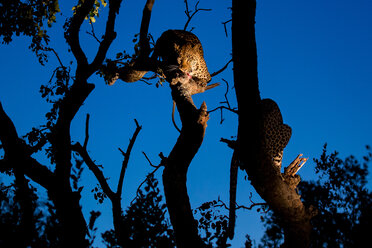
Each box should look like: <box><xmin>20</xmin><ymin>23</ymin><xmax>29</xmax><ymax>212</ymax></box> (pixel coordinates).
<box><xmin>65</xmin><ymin>0</ymin><xmax>95</xmax><ymax>67</ymax></box>
<box><xmin>0</xmin><ymin>102</ymin><xmax>54</xmax><ymax>190</ymax></box>
<box><xmin>162</xmin><ymin>77</ymin><xmax>208</xmax><ymax>248</ymax></box>
<box><xmin>90</xmin><ymin>0</ymin><xmax>123</xmax><ymax>73</ymax></box>
<box><xmin>139</xmin><ymin>0</ymin><xmax>155</xmax><ymax>59</ymax></box>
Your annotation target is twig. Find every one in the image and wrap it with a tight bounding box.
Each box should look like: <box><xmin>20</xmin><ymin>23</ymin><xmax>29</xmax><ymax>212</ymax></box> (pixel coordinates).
<box><xmin>48</xmin><ymin>48</ymin><xmax>65</xmax><ymax>68</ymax></box>
<box><xmin>211</xmin><ymin>59</ymin><xmax>232</xmax><ymax>77</ymax></box>
<box><xmin>83</xmin><ymin>114</ymin><xmax>90</xmax><ymax>149</ymax></box>
<box><xmin>216</xmin><ymin>198</ymin><xmax>267</xmax><ymax>211</ymax></box>
<box><xmin>220</xmin><ymin>138</ymin><xmax>236</xmax><ymax>149</ymax></box>
<box><xmin>131</xmin><ymin>151</ymin><xmax>165</xmax><ymax>204</ymax></box>
<box><xmin>86</xmin><ymin>21</ymin><xmax>102</xmax><ymax>44</ymax></box>
<box><xmin>142</xmin><ymin>151</ymin><xmax>159</xmax><ymax>168</ymax></box>
<box><xmin>183</xmin><ymin>0</ymin><xmax>212</xmax><ymax>31</ymax></box>
<box><xmin>222</xmin><ymin>19</ymin><xmax>232</xmax><ymax>37</ymax></box>
<box><xmin>208</xmin><ymin>79</ymin><xmax>237</xmax><ymax>123</ymax></box>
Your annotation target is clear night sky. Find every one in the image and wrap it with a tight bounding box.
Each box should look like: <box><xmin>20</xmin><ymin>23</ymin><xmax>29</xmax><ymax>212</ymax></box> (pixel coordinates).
<box><xmin>0</xmin><ymin>0</ymin><xmax>371</xmax><ymax>247</ymax></box>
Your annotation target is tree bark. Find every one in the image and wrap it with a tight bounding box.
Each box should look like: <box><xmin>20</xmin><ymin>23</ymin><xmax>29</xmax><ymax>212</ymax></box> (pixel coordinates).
<box><xmin>232</xmin><ymin>1</ymin><xmax>315</xmax><ymax>247</ymax></box>
<box><xmin>162</xmin><ymin>76</ymin><xmax>208</xmax><ymax>248</ymax></box>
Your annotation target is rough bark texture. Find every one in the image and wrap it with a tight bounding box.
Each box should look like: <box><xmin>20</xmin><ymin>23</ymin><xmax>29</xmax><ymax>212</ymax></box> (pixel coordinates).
<box><xmin>232</xmin><ymin>1</ymin><xmax>315</xmax><ymax>247</ymax></box>
<box><xmin>162</xmin><ymin>73</ymin><xmax>208</xmax><ymax>248</ymax></box>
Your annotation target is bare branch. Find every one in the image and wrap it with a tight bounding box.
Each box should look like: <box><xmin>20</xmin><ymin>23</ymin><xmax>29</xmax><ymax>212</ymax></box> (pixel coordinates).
<box><xmin>83</xmin><ymin>114</ymin><xmax>90</xmax><ymax>149</ymax></box>
<box><xmin>222</xmin><ymin>19</ymin><xmax>232</xmax><ymax>37</ymax></box>
<box><xmin>210</xmin><ymin>59</ymin><xmax>232</xmax><ymax>77</ymax></box>
<box><xmin>284</xmin><ymin>154</ymin><xmax>308</xmax><ymax>177</ymax></box>
<box><xmin>72</xmin><ymin>142</ymin><xmax>115</xmax><ymax>200</ymax></box>
<box><xmin>131</xmin><ymin>150</ymin><xmax>166</xmax><ymax>204</ymax></box>
<box><xmin>86</xmin><ymin>22</ymin><xmax>102</xmax><ymax>44</ymax></box>
<box><xmin>208</xmin><ymin>79</ymin><xmax>237</xmax><ymax>123</ymax></box>
<box><xmin>215</xmin><ymin>198</ymin><xmax>267</xmax><ymax>211</ymax></box>
<box><xmin>183</xmin><ymin>0</ymin><xmax>212</xmax><ymax>31</ymax></box>
<box><xmin>116</xmin><ymin>119</ymin><xmax>142</xmax><ymax>197</ymax></box>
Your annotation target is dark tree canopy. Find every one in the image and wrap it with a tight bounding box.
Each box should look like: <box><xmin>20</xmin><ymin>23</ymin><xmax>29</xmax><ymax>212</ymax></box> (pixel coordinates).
<box><xmin>260</xmin><ymin>144</ymin><xmax>372</xmax><ymax>248</ymax></box>
<box><xmin>0</xmin><ymin>0</ymin><xmax>60</xmax><ymax>64</ymax></box>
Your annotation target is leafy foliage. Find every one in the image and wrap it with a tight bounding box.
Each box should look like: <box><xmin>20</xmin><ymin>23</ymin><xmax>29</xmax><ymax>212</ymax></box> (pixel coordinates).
<box><xmin>259</xmin><ymin>144</ymin><xmax>372</xmax><ymax>247</ymax></box>
<box><xmin>0</xmin><ymin>177</ymin><xmax>60</xmax><ymax>247</ymax></box>
<box><xmin>102</xmin><ymin>174</ymin><xmax>176</xmax><ymax>247</ymax></box>
<box><xmin>72</xmin><ymin>0</ymin><xmax>107</xmax><ymax>23</ymax></box>
<box><xmin>0</xmin><ymin>0</ymin><xmax>60</xmax><ymax>64</ymax></box>
<box><xmin>194</xmin><ymin>200</ymin><xmax>230</xmax><ymax>247</ymax></box>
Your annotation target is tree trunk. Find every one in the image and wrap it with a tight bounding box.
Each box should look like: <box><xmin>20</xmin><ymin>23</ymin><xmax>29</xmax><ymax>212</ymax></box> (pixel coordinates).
<box><xmin>231</xmin><ymin>1</ymin><xmax>314</xmax><ymax>247</ymax></box>
<box><xmin>162</xmin><ymin>77</ymin><xmax>208</xmax><ymax>248</ymax></box>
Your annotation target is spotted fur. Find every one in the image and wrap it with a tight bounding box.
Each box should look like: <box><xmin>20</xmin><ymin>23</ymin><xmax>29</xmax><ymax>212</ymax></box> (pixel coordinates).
<box><xmin>260</xmin><ymin>99</ymin><xmax>292</xmax><ymax>169</ymax></box>
<box><xmin>154</xmin><ymin>29</ymin><xmax>211</xmax><ymax>87</ymax></box>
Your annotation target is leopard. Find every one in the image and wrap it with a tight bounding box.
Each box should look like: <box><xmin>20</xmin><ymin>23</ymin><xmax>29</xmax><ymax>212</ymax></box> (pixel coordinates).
<box><xmin>115</xmin><ymin>29</ymin><xmax>213</xmax><ymax>93</ymax></box>
<box><xmin>154</xmin><ymin>29</ymin><xmax>212</xmax><ymax>89</ymax></box>
<box><xmin>260</xmin><ymin>98</ymin><xmax>292</xmax><ymax>169</ymax></box>
<box><xmin>227</xmin><ymin>98</ymin><xmax>291</xmax><ymax>239</ymax></box>
<box><xmin>114</xmin><ymin>29</ymin><xmax>217</xmax><ymax>132</ymax></box>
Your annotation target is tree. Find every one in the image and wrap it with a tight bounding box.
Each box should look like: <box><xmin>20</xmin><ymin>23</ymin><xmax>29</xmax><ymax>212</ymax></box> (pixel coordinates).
<box><xmin>231</xmin><ymin>1</ymin><xmax>316</xmax><ymax>246</ymax></box>
<box><xmin>260</xmin><ymin>144</ymin><xmax>372</xmax><ymax>247</ymax></box>
<box><xmin>102</xmin><ymin>174</ymin><xmax>175</xmax><ymax>248</ymax></box>
<box><xmin>0</xmin><ymin>177</ymin><xmax>60</xmax><ymax>247</ymax></box>
<box><xmin>0</xmin><ymin>0</ymin><xmax>123</xmax><ymax>246</ymax></box>
<box><xmin>1</xmin><ymin>0</ymin><xmax>368</xmax><ymax>247</ymax></box>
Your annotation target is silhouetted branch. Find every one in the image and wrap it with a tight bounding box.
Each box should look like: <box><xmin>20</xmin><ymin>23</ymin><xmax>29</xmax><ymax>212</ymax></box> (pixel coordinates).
<box><xmin>116</xmin><ymin>119</ymin><xmax>142</xmax><ymax>197</ymax></box>
<box><xmin>183</xmin><ymin>0</ymin><xmax>211</xmax><ymax>31</ymax></box>
<box><xmin>72</xmin><ymin>142</ymin><xmax>116</xmax><ymax>200</ymax></box>
<box><xmin>222</xmin><ymin>19</ymin><xmax>232</xmax><ymax>37</ymax></box>
<box><xmin>211</xmin><ymin>59</ymin><xmax>233</xmax><ymax>77</ymax></box>
<box><xmin>65</xmin><ymin>0</ymin><xmax>94</xmax><ymax>66</ymax></box>
<box><xmin>131</xmin><ymin>151</ymin><xmax>166</xmax><ymax>204</ymax></box>
<box><xmin>0</xmin><ymin>102</ymin><xmax>54</xmax><ymax>190</ymax></box>
<box><xmin>86</xmin><ymin>22</ymin><xmax>101</xmax><ymax>44</ymax></box>
<box><xmin>90</xmin><ymin>0</ymin><xmax>123</xmax><ymax>73</ymax></box>
<box><xmin>216</xmin><ymin>197</ymin><xmax>267</xmax><ymax>212</ymax></box>
<box><xmin>83</xmin><ymin>114</ymin><xmax>90</xmax><ymax>149</ymax></box>
<box><xmin>208</xmin><ymin>79</ymin><xmax>237</xmax><ymax>123</ymax></box>
<box><xmin>139</xmin><ymin>0</ymin><xmax>155</xmax><ymax>59</ymax></box>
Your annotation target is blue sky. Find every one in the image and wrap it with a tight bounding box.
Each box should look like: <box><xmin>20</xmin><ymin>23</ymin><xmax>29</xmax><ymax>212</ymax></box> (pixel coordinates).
<box><xmin>0</xmin><ymin>0</ymin><xmax>371</xmax><ymax>247</ymax></box>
